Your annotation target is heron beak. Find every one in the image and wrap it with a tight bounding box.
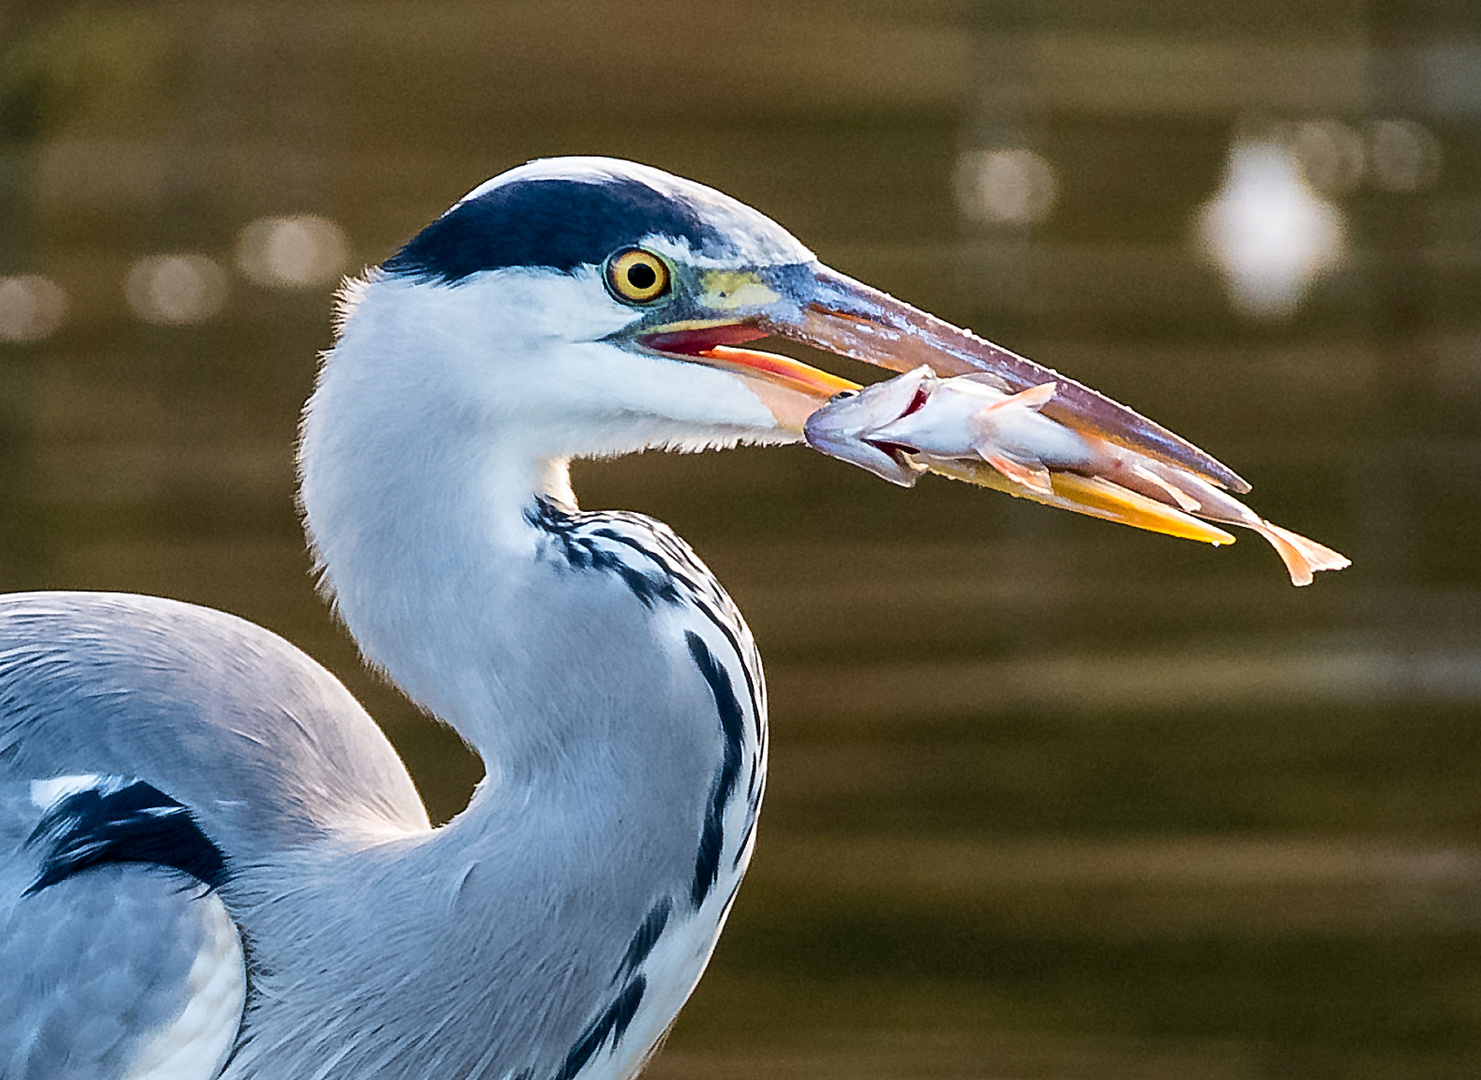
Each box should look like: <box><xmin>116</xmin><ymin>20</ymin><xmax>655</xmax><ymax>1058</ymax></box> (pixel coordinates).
<box><xmin>639</xmin><ymin>261</ymin><xmax>1263</xmax><ymax>545</ymax></box>
<box><xmin>644</xmin><ymin>263</ymin><xmax>1245</xmax><ymax>491</ymax></box>
<box><xmin>773</xmin><ymin>265</ymin><xmax>1250</xmax><ymax>495</ymax></box>
<box><xmin>637</xmin><ymin>273</ymin><xmax>861</xmax><ymax>432</ymax></box>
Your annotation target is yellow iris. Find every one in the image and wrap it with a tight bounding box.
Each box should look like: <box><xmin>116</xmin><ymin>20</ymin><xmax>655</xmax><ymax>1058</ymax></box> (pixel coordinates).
<box><xmin>605</xmin><ymin>248</ymin><xmax>671</xmax><ymax>304</ymax></box>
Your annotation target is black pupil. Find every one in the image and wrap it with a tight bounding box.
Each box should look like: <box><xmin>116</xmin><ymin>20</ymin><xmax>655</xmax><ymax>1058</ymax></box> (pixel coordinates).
<box><xmin>626</xmin><ymin>261</ymin><xmax>658</xmax><ymax>291</ymax></box>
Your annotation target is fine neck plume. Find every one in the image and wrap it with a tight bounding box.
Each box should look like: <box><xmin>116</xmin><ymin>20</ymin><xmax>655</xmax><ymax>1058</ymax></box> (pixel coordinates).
<box><xmin>300</xmin><ymin>282</ymin><xmax>580</xmax><ymax>776</ymax></box>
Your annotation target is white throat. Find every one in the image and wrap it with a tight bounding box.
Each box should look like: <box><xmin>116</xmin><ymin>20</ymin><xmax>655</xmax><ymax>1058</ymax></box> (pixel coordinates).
<box><xmin>299</xmin><ymin>271</ymin><xmax>759</xmax><ymax>767</ymax></box>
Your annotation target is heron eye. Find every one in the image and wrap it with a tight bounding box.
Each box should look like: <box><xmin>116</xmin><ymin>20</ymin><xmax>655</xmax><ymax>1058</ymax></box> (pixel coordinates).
<box><xmin>830</xmin><ymin>389</ymin><xmax>859</xmax><ymax>401</ymax></box>
<box><xmin>605</xmin><ymin>248</ymin><xmax>671</xmax><ymax>304</ymax></box>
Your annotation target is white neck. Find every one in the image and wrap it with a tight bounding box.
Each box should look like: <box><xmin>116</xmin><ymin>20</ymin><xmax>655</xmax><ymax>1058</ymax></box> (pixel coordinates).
<box><xmin>282</xmin><ymin>276</ymin><xmax>768</xmax><ymax>1080</ymax></box>
<box><xmin>302</xmin><ymin>368</ymin><xmax>553</xmax><ymax>775</ymax></box>
<box><xmin>300</xmin><ymin>272</ymin><xmax>787</xmax><ymax>768</ymax></box>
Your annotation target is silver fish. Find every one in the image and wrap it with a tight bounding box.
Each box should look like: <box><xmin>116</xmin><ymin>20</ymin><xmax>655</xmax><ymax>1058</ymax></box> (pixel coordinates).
<box><xmin>804</xmin><ymin>367</ymin><xmax>1350</xmax><ymax>586</ymax></box>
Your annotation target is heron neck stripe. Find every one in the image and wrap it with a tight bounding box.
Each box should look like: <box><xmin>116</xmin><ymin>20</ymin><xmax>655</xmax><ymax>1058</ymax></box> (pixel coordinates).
<box><xmin>615</xmin><ymin>898</ymin><xmax>672</xmax><ymax>981</ymax></box>
<box><xmin>573</xmin><ymin>508</ymin><xmax>766</xmax><ymax>747</ymax></box>
<box><xmin>24</xmin><ymin>778</ymin><xmax>228</xmax><ymax>895</ymax></box>
<box><xmin>623</xmin><ymin>534</ymin><xmax>764</xmax><ymax>737</ymax></box>
<box><xmin>732</xmin><ymin>808</ymin><xmax>759</xmax><ymax>872</ymax></box>
<box><xmin>526</xmin><ymin>498</ymin><xmax>764</xmax><ymax>909</ymax></box>
<box><xmin>555</xmin><ymin>975</ymin><xmax>646</xmax><ymax>1080</ymax></box>
<box><xmin>528</xmin><ymin>499</ymin><xmax>683</xmax><ymax>609</ymax></box>
<box><xmin>686</xmin><ymin>632</ymin><xmax>745</xmax><ymax>909</ymax></box>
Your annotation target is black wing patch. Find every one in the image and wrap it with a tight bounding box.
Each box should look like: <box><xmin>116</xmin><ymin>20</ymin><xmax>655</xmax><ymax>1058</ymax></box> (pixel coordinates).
<box><xmin>25</xmin><ymin>779</ymin><xmax>229</xmax><ymax>895</ymax></box>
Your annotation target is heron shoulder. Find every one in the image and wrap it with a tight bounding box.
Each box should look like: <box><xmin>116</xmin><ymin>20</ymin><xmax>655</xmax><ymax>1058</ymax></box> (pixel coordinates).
<box><xmin>0</xmin><ymin>592</ymin><xmax>430</xmax><ymax>863</ymax></box>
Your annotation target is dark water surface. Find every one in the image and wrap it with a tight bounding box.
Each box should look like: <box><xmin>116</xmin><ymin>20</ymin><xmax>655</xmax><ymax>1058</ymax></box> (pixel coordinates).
<box><xmin>2</xmin><ymin>2</ymin><xmax>1479</xmax><ymax>1076</ymax></box>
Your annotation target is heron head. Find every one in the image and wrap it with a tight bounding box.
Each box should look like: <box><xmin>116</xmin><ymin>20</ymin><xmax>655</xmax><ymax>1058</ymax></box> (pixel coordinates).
<box><xmin>332</xmin><ymin>155</ymin><xmax>1244</xmax><ymax>504</ymax></box>
<box><xmin>308</xmin><ymin>156</ymin><xmax>1348</xmax><ymax>591</ymax></box>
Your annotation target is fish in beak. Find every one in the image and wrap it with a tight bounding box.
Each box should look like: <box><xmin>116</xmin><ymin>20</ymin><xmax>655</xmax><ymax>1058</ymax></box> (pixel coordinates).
<box><xmin>639</xmin><ymin>261</ymin><xmax>1349</xmax><ymax>586</ymax></box>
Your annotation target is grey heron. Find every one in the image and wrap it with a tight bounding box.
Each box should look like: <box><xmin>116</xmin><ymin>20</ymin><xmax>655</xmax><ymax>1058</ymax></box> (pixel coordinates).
<box><xmin>0</xmin><ymin>157</ymin><xmax>1345</xmax><ymax>1079</ymax></box>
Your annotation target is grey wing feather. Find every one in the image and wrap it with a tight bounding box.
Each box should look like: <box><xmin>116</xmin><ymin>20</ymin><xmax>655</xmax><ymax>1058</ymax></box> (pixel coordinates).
<box><xmin>0</xmin><ymin>592</ymin><xmax>430</xmax><ymax>860</ymax></box>
<box><xmin>0</xmin><ymin>591</ymin><xmax>427</xmax><ymax>1077</ymax></box>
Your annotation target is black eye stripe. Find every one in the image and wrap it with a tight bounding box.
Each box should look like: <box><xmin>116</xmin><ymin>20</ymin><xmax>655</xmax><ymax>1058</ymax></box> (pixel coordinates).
<box><xmin>382</xmin><ymin>177</ymin><xmax>724</xmax><ymax>283</ymax></box>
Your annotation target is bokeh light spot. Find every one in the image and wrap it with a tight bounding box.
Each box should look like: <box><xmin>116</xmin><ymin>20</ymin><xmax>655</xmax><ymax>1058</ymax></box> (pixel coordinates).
<box><xmin>955</xmin><ymin>148</ymin><xmax>1058</xmax><ymax>226</ymax></box>
<box><xmin>1292</xmin><ymin>120</ymin><xmax>1366</xmax><ymax>195</ymax></box>
<box><xmin>236</xmin><ymin>215</ymin><xmax>350</xmax><ymax>289</ymax></box>
<box><xmin>1195</xmin><ymin>139</ymin><xmax>1346</xmax><ymax>320</ymax></box>
<box><xmin>125</xmin><ymin>254</ymin><xmax>229</xmax><ymax>325</ymax></box>
<box><xmin>1369</xmin><ymin>119</ymin><xmax>1441</xmax><ymax>193</ymax></box>
<box><xmin>0</xmin><ymin>275</ymin><xmax>67</xmax><ymax>343</ymax></box>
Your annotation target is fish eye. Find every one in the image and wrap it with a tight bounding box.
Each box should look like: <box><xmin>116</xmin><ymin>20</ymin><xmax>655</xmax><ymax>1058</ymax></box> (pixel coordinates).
<box><xmin>605</xmin><ymin>248</ymin><xmax>671</xmax><ymax>304</ymax></box>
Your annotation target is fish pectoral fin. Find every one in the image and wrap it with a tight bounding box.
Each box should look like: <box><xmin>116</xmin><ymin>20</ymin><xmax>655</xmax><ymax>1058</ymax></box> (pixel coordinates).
<box><xmin>965</xmin><ymin>383</ymin><xmax>1061</xmax><ymax>479</ymax></box>
<box><xmin>1253</xmin><ymin>520</ymin><xmax>1352</xmax><ymax>587</ymax></box>
<box><xmin>982</xmin><ymin>381</ymin><xmax>1057</xmax><ymax>414</ymax></box>
<box><xmin>982</xmin><ymin>452</ymin><xmax>1055</xmax><ymax>497</ymax></box>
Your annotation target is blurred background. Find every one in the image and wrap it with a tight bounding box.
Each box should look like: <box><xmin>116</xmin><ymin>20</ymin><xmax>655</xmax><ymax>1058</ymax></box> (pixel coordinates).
<box><xmin>2</xmin><ymin>1</ymin><xmax>1479</xmax><ymax>1076</ymax></box>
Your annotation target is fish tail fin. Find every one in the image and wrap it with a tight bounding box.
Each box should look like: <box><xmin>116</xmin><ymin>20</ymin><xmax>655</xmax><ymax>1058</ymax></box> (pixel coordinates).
<box><xmin>1255</xmin><ymin>520</ymin><xmax>1351</xmax><ymax>586</ymax></box>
